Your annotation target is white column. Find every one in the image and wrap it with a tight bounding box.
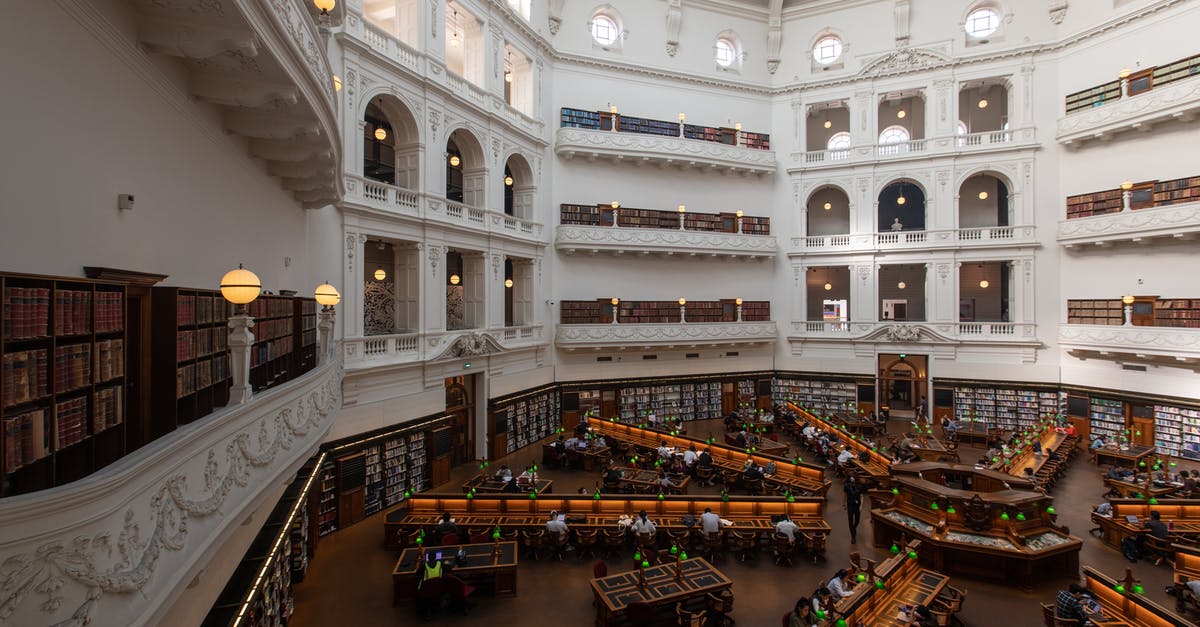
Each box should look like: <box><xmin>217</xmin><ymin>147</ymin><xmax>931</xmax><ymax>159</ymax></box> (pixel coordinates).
<box><xmin>228</xmin><ymin>314</ymin><xmax>255</xmax><ymax>404</ymax></box>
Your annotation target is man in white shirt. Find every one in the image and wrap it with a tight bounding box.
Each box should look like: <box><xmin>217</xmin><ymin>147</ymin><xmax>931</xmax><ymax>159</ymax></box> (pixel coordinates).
<box><xmin>700</xmin><ymin>507</ymin><xmax>721</xmax><ymax>534</ymax></box>
<box><xmin>837</xmin><ymin>447</ymin><xmax>855</xmax><ymax>467</ymax></box>
<box><xmin>545</xmin><ymin>511</ymin><xmax>569</xmax><ymax>539</ymax></box>
<box><xmin>630</xmin><ymin>510</ymin><xmax>656</xmax><ymax>535</ymax></box>
<box><xmin>683</xmin><ymin>446</ymin><xmax>698</xmax><ymax>467</ymax></box>
<box><xmin>803</xmin><ymin>425</ymin><xmax>818</xmax><ymax>440</ymax></box>
<box><xmin>774</xmin><ymin>514</ymin><xmax>800</xmax><ymax>543</ymax></box>
<box><xmin>657</xmin><ymin>441</ymin><xmax>674</xmax><ymax>460</ymax></box>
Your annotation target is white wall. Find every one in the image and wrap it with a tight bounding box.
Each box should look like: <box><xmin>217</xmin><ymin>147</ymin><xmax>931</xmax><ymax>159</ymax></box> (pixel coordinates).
<box><xmin>0</xmin><ymin>0</ymin><xmax>337</xmax><ymax>294</ymax></box>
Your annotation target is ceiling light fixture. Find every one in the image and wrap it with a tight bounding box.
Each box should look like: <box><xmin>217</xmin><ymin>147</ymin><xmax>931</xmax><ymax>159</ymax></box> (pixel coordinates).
<box><xmin>504</xmin><ymin>279</ymin><xmax>513</xmax><ymax>288</ymax></box>
<box><xmin>897</xmin><ymin>109</ymin><xmax>906</xmax><ymax>119</ymax></box>
<box><xmin>504</xmin><ymin>175</ymin><xmax>514</xmax><ymax>186</ymax></box>
<box><xmin>374</xmin><ymin>126</ymin><xmax>387</xmax><ymax>141</ymax></box>
<box><xmin>824</xmin><ymin>282</ymin><xmax>832</xmax><ymax>291</ymax></box>
<box><xmin>374</xmin><ymin>267</ymin><xmax>387</xmax><ymax>281</ymax></box>
<box><xmin>449</xmin><ymin>154</ymin><xmax>461</xmax><ymax>167</ymax></box>
<box><xmin>978</xmin><ymin>191</ymin><xmax>989</xmax><ymax>200</ymax></box>
<box><xmin>979</xmin><ymin>279</ymin><xmax>989</xmax><ymax>289</ymax></box>
<box><xmin>823</xmin><ymin>202</ymin><xmax>832</xmax><ymax>211</ymax></box>
<box><xmin>450</xmin><ymin>274</ymin><xmax>461</xmax><ymax>285</ymax></box>
<box><xmin>824</xmin><ymin>120</ymin><xmax>832</xmax><ymax>129</ymax></box>
<box><xmin>978</xmin><ymin>99</ymin><xmax>988</xmax><ymax>109</ymax></box>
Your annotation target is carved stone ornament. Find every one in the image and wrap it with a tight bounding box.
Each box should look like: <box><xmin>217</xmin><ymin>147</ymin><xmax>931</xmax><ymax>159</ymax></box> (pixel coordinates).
<box><xmin>1048</xmin><ymin>0</ymin><xmax>1068</xmax><ymax>25</ymax></box>
<box><xmin>427</xmin><ymin>244</ymin><xmax>442</xmax><ymax>276</ymax></box>
<box><xmin>886</xmin><ymin>324</ymin><xmax>921</xmax><ymax>342</ymax></box>
<box><xmin>436</xmin><ymin>332</ymin><xmax>505</xmax><ymax>360</ymax></box>
<box><xmin>0</xmin><ymin>363</ymin><xmax>342</xmax><ymax>625</ymax></box>
<box><xmin>962</xmin><ymin>495</ymin><xmax>991</xmax><ymax>531</ymax></box>
<box><xmin>857</xmin><ymin>47</ymin><xmax>950</xmax><ymax>78</ymax></box>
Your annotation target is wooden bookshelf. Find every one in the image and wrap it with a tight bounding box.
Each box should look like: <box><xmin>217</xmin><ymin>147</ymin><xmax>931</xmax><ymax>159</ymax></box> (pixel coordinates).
<box><xmin>1067</xmin><ymin>297</ymin><xmax>1200</xmax><ymax>328</ymax></box>
<box><xmin>559</xmin><ymin>299</ymin><xmax>770</xmax><ymax>324</ymax></box>
<box><xmin>1064</xmin><ymin>80</ymin><xmax>1121</xmax><ymax>114</ymax></box>
<box><xmin>150</xmin><ymin>288</ymin><xmax>232</xmax><ymax>435</ymax></box>
<box><xmin>558</xmin><ymin>107</ymin><xmax>771</xmax><ymax>150</ymax></box>
<box><xmin>949</xmin><ymin>384</ymin><xmax>1063</xmax><ymax>432</ymax></box>
<box><xmin>1155</xmin><ymin>298</ymin><xmax>1200</xmax><ymax>328</ymax></box>
<box><xmin>248</xmin><ymin>296</ymin><xmax>294</xmax><ymax>392</ymax></box>
<box><xmin>1066</xmin><ymin>298</ymin><xmax>1123</xmax><ymax>325</ymax></box>
<box><xmin>493</xmin><ymin>388</ymin><xmax>560</xmax><ymax>455</ymax></box>
<box><xmin>294</xmin><ymin>298</ymin><xmax>318</xmax><ymax>378</ymax></box>
<box><xmin>1065</xmin><ymin>188</ymin><xmax>1122</xmax><ymax>218</ymax></box>
<box><xmin>1</xmin><ymin>273</ymin><xmax>127</xmax><ymax>496</ymax></box>
<box><xmin>560</xmin><ymin>203</ymin><xmax>771</xmax><ymax>235</ymax></box>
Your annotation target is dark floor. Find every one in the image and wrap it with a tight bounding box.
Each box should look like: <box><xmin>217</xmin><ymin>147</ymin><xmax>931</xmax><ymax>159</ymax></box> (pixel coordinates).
<box><xmin>291</xmin><ymin>419</ymin><xmax>1193</xmax><ymax>626</ymax></box>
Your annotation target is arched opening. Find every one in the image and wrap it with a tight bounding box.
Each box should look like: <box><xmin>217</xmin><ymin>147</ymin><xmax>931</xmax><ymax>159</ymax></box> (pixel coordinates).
<box><xmin>878</xmin><ymin>180</ymin><xmax>926</xmax><ymax>232</ymax></box>
<box><xmin>806</xmin><ymin>266</ymin><xmax>851</xmax><ymax>324</ymax></box>
<box><xmin>959</xmin><ymin>79</ymin><xmax>1009</xmax><ymax>135</ymax></box>
<box><xmin>363</xmin><ymin>95</ymin><xmax>419</xmax><ymax>188</ymax></box>
<box><xmin>959</xmin><ymin>173</ymin><xmax>1010</xmax><ymax>228</ymax></box>
<box><xmin>807</xmin><ymin>186</ymin><xmax>850</xmax><ymax>236</ymax></box>
<box><xmin>446</xmin><ymin>1</ymin><xmax>484</xmax><ymax>87</ymax></box>
<box><xmin>445</xmin><ymin>128</ymin><xmax>485</xmax><ymax>207</ymax></box>
<box><xmin>362</xmin><ymin>238</ymin><xmax>420</xmax><ymax>336</ymax></box>
<box><xmin>504</xmin><ymin>43</ymin><xmax>533</xmax><ymax>116</ymax></box>
<box><xmin>877</xmin><ymin>91</ymin><xmax>926</xmax><ymax>148</ymax></box>
<box><xmin>878</xmin><ymin>354</ymin><xmax>928</xmax><ymax>416</ymax></box>
<box><xmin>806</xmin><ymin>101</ymin><xmax>849</xmax><ymax>152</ymax></box>
<box><xmin>503</xmin><ymin>153</ymin><xmax>534</xmax><ymax>219</ymax></box>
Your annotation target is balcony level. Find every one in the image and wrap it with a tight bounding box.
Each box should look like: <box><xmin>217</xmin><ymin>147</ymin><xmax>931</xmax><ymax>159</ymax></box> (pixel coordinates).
<box><xmin>343</xmin><ymin>174</ymin><xmax>544</xmax><ymax>244</ymax></box>
<box><xmin>1060</xmin><ymin>175</ymin><xmax>1200</xmax><ymax>249</ymax></box>
<box><xmin>1059</xmin><ymin>324</ymin><xmax>1200</xmax><ymax>371</ymax></box>
<box><xmin>555</xmin><ymin>127</ymin><xmax>776</xmax><ymax>177</ymax></box>
<box><xmin>787</xmin><ymin>321</ymin><xmax>1040</xmax><ymax>360</ymax></box>
<box><xmin>343</xmin><ymin>325</ymin><xmax>546</xmax><ymax>371</ymax></box>
<box><xmin>556</xmin><ymin>322</ymin><xmax>777</xmax><ymax>351</ymax></box>
<box><xmin>793</xmin><ymin>225</ymin><xmax>1037</xmax><ymax>255</ymax></box>
<box><xmin>557</xmin><ymin>203</ymin><xmax>776</xmax><ymax>259</ymax></box>
<box><xmin>788</xmin><ymin>128</ymin><xmax>1037</xmax><ymax>173</ymax></box>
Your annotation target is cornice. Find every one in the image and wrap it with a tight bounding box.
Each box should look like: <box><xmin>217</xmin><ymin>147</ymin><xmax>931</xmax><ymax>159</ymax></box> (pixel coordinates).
<box><xmin>556</xmin><ymin>225</ymin><xmax>778</xmax><ymax>258</ymax></box>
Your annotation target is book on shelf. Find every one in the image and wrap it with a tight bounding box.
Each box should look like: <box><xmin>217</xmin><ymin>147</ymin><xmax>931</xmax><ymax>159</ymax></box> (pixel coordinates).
<box><xmin>54</xmin><ymin>396</ymin><xmax>88</xmax><ymax>449</ymax></box>
<box><xmin>3</xmin><ymin>287</ymin><xmax>50</xmax><ymax>339</ymax></box>
<box><xmin>3</xmin><ymin>408</ymin><xmax>49</xmax><ymax>473</ymax></box>
<box><xmin>53</xmin><ymin>343</ymin><xmax>91</xmax><ymax>394</ymax></box>
<box><xmin>3</xmin><ymin>349</ymin><xmax>49</xmax><ymax>407</ymax></box>
<box><xmin>54</xmin><ymin>289</ymin><xmax>92</xmax><ymax>336</ymax></box>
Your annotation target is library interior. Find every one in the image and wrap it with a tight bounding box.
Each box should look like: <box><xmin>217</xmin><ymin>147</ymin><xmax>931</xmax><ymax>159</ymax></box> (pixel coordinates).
<box><xmin>3</xmin><ymin>0</ymin><xmax>1200</xmax><ymax>626</ymax></box>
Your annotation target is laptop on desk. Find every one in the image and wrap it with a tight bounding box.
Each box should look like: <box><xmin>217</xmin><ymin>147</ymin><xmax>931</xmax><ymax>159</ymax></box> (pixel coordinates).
<box><xmin>1125</xmin><ymin>514</ymin><xmax>1140</xmax><ymax>525</ymax></box>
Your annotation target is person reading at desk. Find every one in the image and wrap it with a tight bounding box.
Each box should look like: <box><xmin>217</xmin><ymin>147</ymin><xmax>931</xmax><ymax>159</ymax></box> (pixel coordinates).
<box><xmin>565</xmin><ymin>434</ymin><xmax>586</xmax><ymax>450</ymax></box>
<box><xmin>698</xmin><ymin>449</ymin><xmax>714</xmax><ymax>469</ymax></box>
<box><xmin>789</xmin><ymin>597</ymin><xmax>817</xmax><ymax>627</ymax></box>
<box><xmin>1031</xmin><ymin>437</ymin><xmax>1042</xmax><ymax>455</ymax></box>
<box><xmin>517</xmin><ymin>465</ymin><xmax>537</xmax><ymax>488</ymax></box>
<box><xmin>657</xmin><ymin>440</ymin><xmax>674</xmax><ymax>460</ymax></box>
<box><xmin>700</xmin><ymin>507</ymin><xmax>722</xmax><ymax>534</ymax></box>
<box><xmin>630</xmin><ymin>510</ymin><xmax>656</xmax><ymax>536</ymax></box>
<box><xmin>1106</xmin><ymin>465</ymin><xmax>1135</xmax><ymax>481</ymax></box>
<box><xmin>1091</xmin><ymin>435</ymin><xmax>1107</xmax><ymax>450</ymax></box>
<box><xmin>545</xmin><ymin>510</ymin><xmax>569</xmax><ymax>540</ymax></box>
<box><xmin>735</xmin><ymin>430</ymin><xmax>749</xmax><ymax>447</ymax></box>
<box><xmin>683</xmin><ymin>445</ymin><xmax>698</xmax><ymax>468</ymax></box>
<box><xmin>655</xmin><ymin>470</ymin><xmax>679</xmax><ymax>491</ymax></box>
<box><xmin>435</xmin><ymin>512</ymin><xmax>458</xmax><ymax>538</ymax></box>
<box><xmin>837</xmin><ymin>446</ymin><xmax>855</xmax><ymax>468</ymax></box>
<box><xmin>743</xmin><ymin>461</ymin><xmax>764</xmax><ymax>482</ymax></box>
<box><xmin>1055</xmin><ymin>583</ymin><xmax>1090</xmax><ymax>625</ymax></box>
<box><xmin>826</xmin><ymin>569</ymin><xmax>855</xmax><ymax>598</ymax></box>
<box><xmin>1022</xmin><ymin>467</ymin><xmax>1035</xmax><ymax>481</ymax></box>
<box><xmin>775</xmin><ymin>513</ymin><xmax>800</xmax><ymax>543</ymax></box>
<box><xmin>493</xmin><ymin>465</ymin><xmax>513</xmax><ymax>483</ymax></box>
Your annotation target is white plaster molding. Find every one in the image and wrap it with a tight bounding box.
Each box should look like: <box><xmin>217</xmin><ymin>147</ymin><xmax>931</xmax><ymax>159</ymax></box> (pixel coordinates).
<box><xmin>555</xmin><ymin>127</ymin><xmax>776</xmax><ymax>176</ymax></box>
<box><xmin>1057</xmin><ymin>77</ymin><xmax>1200</xmax><ymax>148</ymax></box>
<box><xmin>789</xmin><ymin>128</ymin><xmax>1039</xmax><ymax>173</ymax></box>
<box><xmin>1059</xmin><ymin>324</ymin><xmax>1200</xmax><ymax>370</ymax></box>
<box><xmin>790</xmin><ymin>226</ymin><xmax>1039</xmax><ymax>256</ymax></box>
<box><xmin>1057</xmin><ymin>202</ymin><xmax>1200</xmax><ymax>248</ymax></box>
<box><xmin>1048</xmin><ymin>0</ymin><xmax>1068</xmax><ymax>25</ymax></box>
<box><xmin>556</xmin><ymin>322</ymin><xmax>777</xmax><ymax>349</ymax></box>
<box><xmin>787</xmin><ymin>321</ymin><xmax>1041</xmax><ymax>346</ymax></box>
<box><xmin>556</xmin><ymin>225</ymin><xmax>777</xmax><ymax>259</ymax></box>
<box><xmin>0</xmin><ymin>360</ymin><xmax>342</xmax><ymax>627</ymax></box>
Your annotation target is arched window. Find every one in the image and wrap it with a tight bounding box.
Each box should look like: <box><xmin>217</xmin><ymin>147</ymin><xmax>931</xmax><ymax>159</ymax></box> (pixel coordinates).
<box><xmin>878</xmin><ymin>125</ymin><xmax>910</xmax><ymax>155</ymax></box>
<box><xmin>964</xmin><ymin>7</ymin><xmax>1000</xmax><ymax>38</ymax></box>
<box><xmin>715</xmin><ymin>38</ymin><xmax>736</xmax><ymax>67</ymax></box>
<box><xmin>826</xmin><ymin>132</ymin><xmax>851</xmax><ymax>160</ymax></box>
<box><xmin>591</xmin><ymin>13</ymin><xmax>619</xmax><ymax>46</ymax></box>
<box><xmin>813</xmin><ymin>36</ymin><xmax>843</xmax><ymax>65</ymax></box>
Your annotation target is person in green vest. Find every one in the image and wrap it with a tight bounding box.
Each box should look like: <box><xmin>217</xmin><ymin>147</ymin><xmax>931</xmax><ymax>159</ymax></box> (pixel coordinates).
<box><xmin>418</xmin><ymin>552</ymin><xmax>443</xmax><ymax>588</ymax></box>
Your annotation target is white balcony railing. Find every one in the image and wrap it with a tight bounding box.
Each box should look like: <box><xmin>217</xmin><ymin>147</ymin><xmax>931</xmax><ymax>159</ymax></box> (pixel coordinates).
<box><xmin>556</xmin><ymin>321</ymin><xmax>778</xmax><ymax>349</ymax></box>
<box><xmin>1058</xmin><ymin>201</ymin><xmax>1200</xmax><ymax>248</ymax></box>
<box><xmin>788</xmin><ymin>321</ymin><xmax>1039</xmax><ymax>345</ymax></box>
<box><xmin>0</xmin><ymin>355</ymin><xmax>343</xmax><ymax>627</ymax></box>
<box><xmin>1058</xmin><ymin>77</ymin><xmax>1200</xmax><ymax>148</ymax></box>
<box><xmin>555</xmin><ymin>224</ymin><xmax>778</xmax><ymax>258</ymax></box>
<box><xmin>790</xmin><ymin>226</ymin><xmax>1036</xmax><ymax>254</ymax></box>
<box><xmin>555</xmin><ymin>127</ymin><xmax>776</xmax><ymax>176</ymax></box>
<box><xmin>1059</xmin><ymin>323</ymin><xmax>1200</xmax><ymax>367</ymax></box>
<box><xmin>360</xmin><ymin>22</ymin><xmax>421</xmax><ymax>73</ymax></box>
<box><xmin>343</xmin><ymin>174</ymin><xmax>544</xmax><ymax>242</ymax></box>
<box><xmin>789</xmin><ymin>127</ymin><xmax>1036</xmax><ymax>172</ymax></box>
<box><xmin>344</xmin><ymin>327</ymin><xmax>547</xmax><ymax>370</ymax></box>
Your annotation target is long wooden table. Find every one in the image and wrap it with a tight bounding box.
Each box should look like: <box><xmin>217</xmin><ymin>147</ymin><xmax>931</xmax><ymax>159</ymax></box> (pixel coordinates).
<box><xmin>1082</xmin><ymin>566</ymin><xmax>1192</xmax><ymax>627</ymax></box>
<box><xmin>590</xmin><ymin>558</ymin><xmax>731</xmax><ymax>626</ymax></box>
<box><xmin>723</xmin><ymin>432</ymin><xmax>789</xmax><ymax>457</ymax></box>
<box><xmin>828</xmin><ymin>411</ymin><xmax>881</xmax><ymax>438</ymax></box>
<box><xmin>461</xmin><ymin>474</ymin><xmax>553</xmax><ymax>494</ymax></box>
<box><xmin>787</xmin><ymin>403</ymin><xmax>893</xmax><ymax>484</ymax></box>
<box><xmin>384</xmin><ymin>493</ymin><xmax>830</xmax><ymax>550</ymax></box>
<box><xmin>907</xmin><ymin>437</ymin><xmax>950</xmax><ymax>462</ymax></box>
<box><xmin>589</xmin><ymin>421</ymin><xmax>830</xmax><ymax>497</ymax></box>
<box><xmin>1102</xmin><ymin>476</ymin><xmax>1185</xmax><ymax>500</ymax></box>
<box><xmin>832</xmin><ymin>540</ymin><xmax>951</xmax><ymax>627</ymax></box>
<box><xmin>1095</xmin><ymin>445</ymin><xmax>1157</xmax><ymax>468</ymax></box>
<box><xmin>952</xmin><ymin>423</ymin><xmax>1005</xmax><ymax>446</ymax></box>
<box><xmin>609</xmin><ymin>466</ymin><xmax>691</xmax><ymax>494</ymax></box>
<box><xmin>391</xmin><ymin>541</ymin><xmax>518</xmax><ymax>606</ymax></box>
<box><xmin>1091</xmin><ymin>499</ymin><xmax>1200</xmax><ymax>550</ymax></box>
<box><xmin>1173</xmin><ymin>542</ymin><xmax>1200</xmax><ymax>588</ymax></box>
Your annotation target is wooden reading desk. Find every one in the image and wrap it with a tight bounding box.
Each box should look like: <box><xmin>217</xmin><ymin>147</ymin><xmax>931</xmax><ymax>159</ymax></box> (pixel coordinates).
<box><xmin>832</xmin><ymin>541</ymin><xmax>951</xmax><ymax>627</ymax></box>
<box><xmin>952</xmin><ymin>423</ymin><xmax>1006</xmax><ymax>446</ymax></box>
<box><xmin>589</xmin><ymin>420</ymin><xmax>830</xmax><ymax>497</ymax></box>
<box><xmin>1091</xmin><ymin>499</ymin><xmax>1200</xmax><ymax>550</ymax></box>
<box><xmin>907</xmin><ymin>437</ymin><xmax>950</xmax><ymax>462</ymax></box>
<box><xmin>1102</xmin><ymin>475</ymin><xmax>1185</xmax><ymax>500</ymax></box>
<box><xmin>461</xmin><ymin>475</ymin><xmax>553</xmax><ymax>495</ymax></box>
<box><xmin>384</xmin><ymin>493</ymin><xmax>831</xmax><ymax>552</ymax></box>
<box><xmin>723</xmin><ymin>432</ymin><xmax>790</xmax><ymax>457</ymax></box>
<box><xmin>828</xmin><ymin>411</ymin><xmax>880</xmax><ymax>438</ymax></box>
<box><xmin>1080</xmin><ymin>566</ymin><xmax>1192</xmax><ymax>627</ymax></box>
<box><xmin>608</xmin><ymin>466</ymin><xmax>691</xmax><ymax>494</ymax></box>
<box><xmin>787</xmin><ymin>403</ymin><xmax>893</xmax><ymax>484</ymax></box>
<box><xmin>590</xmin><ymin>558</ymin><xmax>731</xmax><ymax>626</ymax></box>
<box><xmin>391</xmin><ymin>541</ymin><xmax>518</xmax><ymax>606</ymax></box>
<box><xmin>1094</xmin><ymin>445</ymin><xmax>1157</xmax><ymax>468</ymax></box>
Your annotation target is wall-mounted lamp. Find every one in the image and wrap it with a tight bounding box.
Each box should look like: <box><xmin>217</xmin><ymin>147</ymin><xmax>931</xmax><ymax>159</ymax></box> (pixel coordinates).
<box><xmin>314</xmin><ymin>283</ymin><xmax>341</xmax><ymax>307</ymax></box>
<box><xmin>823</xmin><ymin>202</ymin><xmax>832</xmax><ymax>211</ymax></box>
<box><xmin>677</xmin><ymin>298</ymin><xmax>686</xmax><ymax>306</ymax></box>
<box><xmin>824</xmin><ymin>282</ymin><xmax>832</xmax><ymax>291</ymax></box>
<box><xmin>823</xmin><ymin>120</ymin><xmax>832</xmax><ymax>129</ymax></box>
<box><xmin>1119</xmin><ymin>68</ymin><xmax>1131</xmax><ymax>79</ymax></box>
<box><xmin>610</xmin><ymin>201</ymin><xmax>620</xmax><ymax>209</ymax></box>
<box><xmin>1121</xmin><ymin>181</ymin><xmax>1134</xmax><ymax>191</ymax></box>
<box><xmin>898</xmin><ymin>281</ymin><xmax>907</xmax><ymax>289</ymax></box>
<box><xmin>735</xmin><ymin>298</ymin><xmax>743</xmax><ymax>306</ymax></box>
<box><xmin>313</xmin><ymin>0</ymin><xmax>335</xmax><ymax>15</ymax></box>
<box><xmin>677</xmin><ymin>204</ymin><xmax>686</xmax><ymax>213</ymax></box>
<box><xmin>449</xmin><ymin>274</ymin><xmax>461</xmax><ymax>285</ymax></box>
<box><xmin>504</xmin><ymin>71</ymin><xmax>513</xmax><ymax>83</ymax></box>
<box><xmin>1122</xmin><ymin>295</ymin><xmax>1135</xmax><ymax>305</ymax></box>
<box><xmin>332</xmin><ymin>75</ymin><xmax>342</xmax><ymax>92</ymax></box>
<box><xmin>896</xmin><ymin>195</ymin><xmax>906</xmax><ymax>205</ymax></box>
<box><xmin>897</xmin><ymin>109</ymin><xmax>906</xmax><ymax>119</ymax></box>
<box><xmin>220</xmin><ymin>264</ymin><xmax>262</xmax><ymax>308</ymax></box>
<box><xmin>611</xmin><ymin>297</ymin><xmax>619</xmax><ymax>305</ymax></box>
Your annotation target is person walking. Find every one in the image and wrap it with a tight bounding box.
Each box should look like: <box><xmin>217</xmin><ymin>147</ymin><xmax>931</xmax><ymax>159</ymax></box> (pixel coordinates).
<box><xmin>843</xmin><ymin>474</ymin><xmax>865</xmax><ymax>544</ymax></box>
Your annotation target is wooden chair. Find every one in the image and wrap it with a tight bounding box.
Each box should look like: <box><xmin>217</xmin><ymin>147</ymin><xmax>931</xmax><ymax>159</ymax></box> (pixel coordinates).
<box><xmin>694</xmin><ymin>465</ymin><xmax>714</xmax><ymax>487</ymax></box>
<box><xmin>729</xmin><ymin>530</ymin><xmax>758</xmax><ymax>562</ymax></box>
<box><xmin>743</xmin><ymin>477</ymin><xmax>764</xmax><ymax>496</ymax></box>
<box><xmin>520</xmin><ymin>529</ymin><xmax>545</xmax><ymax>559</ymax></box>
<box><xmin>542</xmin><ymin>530</ymin><xmax>568</xmax><ymax>561</ymax></box>
<box><xmin>676</xmin><ymin>602</ymin><xmax>708</xmax><ymax>626</ymax></box>
<box><xmin>603</xmin><ymin>528</ymin><xmax>627</xmax><ymax>558</ymax></box>
<box><xmin>800</xmin><ymin>532</ymin><xmax>827</xmax><ymax>563</ymax></box>
<box><xmin>1040</xmin><ymin>603</ymin><xmax>1056</xmax><ymax>627</ymax></box>
<box><xmin>575</xmin><ymin>528</ymin><xmax>602</xmax><ymax>560</ymax></box>
<box><xmin>1144</xmin><ymin>535</ymin><xmax>1175</xmax><ymax>566</ymax></box>
<box><xmin>706</xmin><ymin>589</ymin><xmax>735</xmax><ymax>626</ymax></box>
<box><xmin>701</xmin><ymin>531</ymin><xmax>725</xmax><ymax>564</ymax></box>
<box><xmin>771</xmin><ymin>534</ymin><xmax>796</xmax><ymax>566</ymax></box>
<box><xmin>935</xmin><ymin>584</ymin><xmax>967</xmax><ymax>614</ymax></box>
<box><xmin>721</xmin><ymin>470</ymin><xmax>741</xmax><ymax>493</ymax></box>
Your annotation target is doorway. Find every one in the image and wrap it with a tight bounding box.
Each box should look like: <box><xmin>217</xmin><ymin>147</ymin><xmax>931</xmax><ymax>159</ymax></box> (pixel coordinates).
<box><xmin>877</xmin><ymin>354</ymin><xmax>928</xmax><ymax>418</ymax></box>
<box><xmin>445</xmin><ymin>374</ymin><xmax>476</xmax><ymax>467</ymax></box>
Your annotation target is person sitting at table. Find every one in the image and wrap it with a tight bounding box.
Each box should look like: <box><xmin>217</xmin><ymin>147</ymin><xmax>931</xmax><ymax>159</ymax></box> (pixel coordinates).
<box><xmin>826</xmin><ymin>569</ymin><xmax>855</xmax><ymax>598</ymax></box>
<box><xmin>683</xmin><ymin>445</ymin><xmax>698</xmax><ymax>467</ymax></box>
<box><xmin>655</xmin><ymin>470</ymin><xmax>679</xmax><ymax>491</ymax></box>
<box><xmin>1145</xmin><ymin>510</ymin><xmax>1170</xmax><ymax>539</ymax></box>
<box><xmin>743</xmin><ymin>461</ymin><xmax>764</xmax><ymax>482</ymax></box>
<box><xmin>1055</xmin><ymin>583</ymin><xmax>1090</xmax><ymax>625</ymax></box>
<box><xmin>668</xmin><ymin>454</ymin><xmax>687</xmax><ymax>476</ymax></box>
<box><xmin>700</xmin><ymin>507</ymin><xmax>722</xmax><ymax>534</ymax></box>
<box><xmin>763</xmin><ymin>460</ymin><xmax>777</xmax><ymax>478</ymax></box>
<box><xmin>1185</xmin><ymin>470</ymin><xmax>1198</xmax><ymax>494</ymax></box>
<box><xmin>1022</xmin><ymin>467</ymin><xmax>1035</xmax><ymax>481</ymax></box>
<box><xmin>630</xmin><ymin>510</ymin><xmax>656</xmax><ymax>536</ymax></box>
<box><xmin>435</xmin><ymin>512</ymin><xmax>458</xmax><ymax>538</ymax></box>
<box><xmin>1094</xmin><ymin>500</ymin><xmax>1113</xmax><ymax>518</ymax></box>
<box><xmin>565</xmin><ymin>434</ymin><xmax>586</xmax><ymax>450</ymax></box>
<box><xmin>775</xmin><ymin>513</ymin><xmax>800</xmax><ymax>543</ymax></box>
<box><xmin>985</xmin><ymin>444</ymin><xmax>1002</xmax><ymax>460</ymax></box>
<box><xmin>1031</xmin><ymin>436</ymin><xmax>1042</xmax><ymax>455</ymax></box>
<box><xmin>1107</xmin><ymin>465</ymin><xmax>1135</xmax><ymax>481</ymax></box>
<box><xmin>735</xmin><ymin>430</ymin><xmax>749</xmax><ymax>447</ymax></box>
<box><xmin>1091</xmin><ymin>435</ymin><xmax>1107</xmax><ymax>450</ymax></box>
<box><xmin>811</xmin><ymin>588</ymin><xmax>833</xmax><ymax>614</ymax></box>
<box><xmin>837</xmin><ymin>446</ymin><xmax>855</xmax><ymax>468</ymax></box>
<box><xmin>646</xmin><ymin>411</ymin><xmax>658</xmax><ymax>427</ymax></box>
<box><xmin>493</xmin><ymin>465</ymin><xmax>513</xmax><ymax>483</ymax></box>
<box><xmin>802</xmin><ymin>424</ymin><xmax>818</xmax><ymax>441</ymax></box>
<box><xmin>1064</xmin><ymin>422</ymin><xmax>1078</xmax><ymax>437</ymax></box>
<box><xmin>602</xmin><ymin>464</ymin><xmax>623</xmax><ymax>491</ymax></box>
<box><xmin>657</xmin><ymin>440</ymin><xmax>673</xmax><ymax>460</ymax></box>
<box><xmin>789</xmin><ymin>597</ymin><xmax>817</xmax><ymax>627</ymax></box>
<box><xmin>545</xmin><ymin>511</ymin><xmax>569</xmax><ymax>541</ymax></box>
<box><xmin>904</xmin><ymin>604</ymin><xmax>939</xmax><ymax>627</ymax></box>
<box><xmin>517</xmin><ymin>465</ymin><xmax>537</xmax><ymax>487</ymax></box>
<box><xmin>698</xmin><ymin>448</ymin><xmax>714</xmax><ymax>469</ymax></box>
<box><xmin>592</xmin><ymin>434</ymin><xmax>607</xmax><ymax>448</ymax></box>
<box><xmin>574</xmin><ymin>416</ymin><xmax>590</xmax><ymax>437</ymax></box>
